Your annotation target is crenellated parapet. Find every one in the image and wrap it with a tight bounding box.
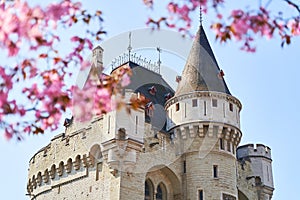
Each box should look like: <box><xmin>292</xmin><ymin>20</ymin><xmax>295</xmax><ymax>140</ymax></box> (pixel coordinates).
<box><xmin>237</xmin><ymin>144</ymin><xmax>272</xmax><ymax>160</ymax></box>
<box><xmin>27</xmin><ymin>150</ymin><xmax>99</xmax><ymax>197</ymax></box>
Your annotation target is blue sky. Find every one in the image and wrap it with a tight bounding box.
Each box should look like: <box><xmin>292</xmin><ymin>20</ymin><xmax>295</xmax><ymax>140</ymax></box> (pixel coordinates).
<box><xmin>1</xmin><ymin>0</ymin><xmax>299</xmax><ymax>199</ymax></box>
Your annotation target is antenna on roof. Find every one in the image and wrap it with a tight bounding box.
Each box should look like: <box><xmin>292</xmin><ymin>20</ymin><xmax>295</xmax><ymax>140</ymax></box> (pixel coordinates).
<box><xmin>157</xmin><ymin>47</ymin><xmax>161</xmax><ymax>74</ymax></box>
<box><xmin>128</xmin><ymin>32</ymin><xmax>132</xmax><ymax>62</ymax></box>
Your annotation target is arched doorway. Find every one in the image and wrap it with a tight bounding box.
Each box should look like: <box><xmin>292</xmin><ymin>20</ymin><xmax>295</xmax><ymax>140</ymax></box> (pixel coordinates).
<box><xmin>156</xmin><ymin>182</ymin><xmax>167</xmax><ymax>200</ymax></box>
<box><xmin>145</xmin><ymin>179</ymin><xmax>154</xmax><ymax>200</ymax></box>
<box><xmin>145</xmin><ymin>165</ymin><xmax>181</xmax><ymax>200</ymax></box>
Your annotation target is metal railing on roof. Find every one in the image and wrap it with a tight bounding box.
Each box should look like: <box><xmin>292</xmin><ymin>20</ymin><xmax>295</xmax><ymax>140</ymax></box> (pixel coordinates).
<box><xmin>110</xmin><ymin>53</ymin><xmax>160</xmax><ymax>74</ymax></box>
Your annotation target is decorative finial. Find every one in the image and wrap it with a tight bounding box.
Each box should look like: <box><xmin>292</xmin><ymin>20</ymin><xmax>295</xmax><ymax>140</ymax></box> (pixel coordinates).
<box><xmin>128</xmin><ymin>32</ymin><xmax>132</xmax><ymax>62</ymax></box>
<box><xmin>200</xmin><ymin>4</ymin><xmax>203</xmax><ymax>26</ymax></box>
<box><xmin>157</xmin><ymin>47</ymin><xmax>161</xmax><ymax>74</ymax></box>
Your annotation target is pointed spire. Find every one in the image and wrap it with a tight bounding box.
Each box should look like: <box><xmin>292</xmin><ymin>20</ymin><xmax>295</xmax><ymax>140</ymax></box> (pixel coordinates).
<box><xmin>175</xmin><ymin>26</ymin><xmax>231</xmax><ymax>96</ymax></box>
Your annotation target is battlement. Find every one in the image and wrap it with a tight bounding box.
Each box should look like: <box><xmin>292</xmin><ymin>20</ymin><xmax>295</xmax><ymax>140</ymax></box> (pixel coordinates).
<box><xmin>237</xmin><ymin>144</ymin><xmax>272</xmax><ymax>160</ymax></box>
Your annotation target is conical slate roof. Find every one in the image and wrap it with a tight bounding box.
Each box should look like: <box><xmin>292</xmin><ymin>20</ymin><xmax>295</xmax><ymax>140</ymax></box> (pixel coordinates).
<box><xmin>175</xmin><ymin>25</ymin><xmax>231</xmax><ymax>96</ymax></box>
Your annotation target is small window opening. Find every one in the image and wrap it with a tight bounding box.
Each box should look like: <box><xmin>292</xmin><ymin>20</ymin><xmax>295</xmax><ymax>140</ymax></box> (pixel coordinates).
<box><xmin>212</xmin><ymin>99</ymin><xmax>217</xmax><ymax>107</ymax></box>
<box><xmin>227</xmin><ymin>141</ymin><xmax>231</xmax><ymax>152</ymax></box>
<box><xmin>192</xmin><ymin>99</ymin><xmax>198</xmax><ymax>107</ymax></box>
<box><xmin>198</xmin><ymin>190</ymin><xmax>203</xmax><ymax>200</ymax></box>
<box><xmin>203</xmin><ymin>125</ymin><xmax>209</xmax><ymax>135</ymax></box>
<box><xmin>204</xmin><ymin>101</ymin><xmax>207</xmax><ymax>116</ymax></box>
<box><xmin>229</xmin><ymin>103</ymin><xmax>233</xmax><ymax>112</ymax></box>
<box><xmin>213</xmin><ymin>165</ymin><xmax>218</xmax><ymax>178</ymax></box>
<box><xmin>267</xmin><ymin>165</ymin><xmax>270</xmax><ymax>181</ymax></box>
<box><xmin>135</xmin><ymin>116</ymin><xmax>138</xmax><ymax>134</ymax></box>
<box><xmin>118</xmin><ymin>128</ymin><xmax>126</xmax><ymax>140</ymax></box>
<box><xmin>183</xmin><ymin>160</ymin><xmax>186</xmax><ymax>174</ymax></box>
<box><xmin>108</xmin><ymin>116</ymin><xmax>111</xmax><ymax>134</ymax></box>
<box><xmin>176</xmin><ymin>103</ymin><xmax>180</xmax><ymax>111</ymax></box>
<box><xmin>220</xmin><ymin>138</ymin><xmax>224</xmax><ymax>150</ymax></box>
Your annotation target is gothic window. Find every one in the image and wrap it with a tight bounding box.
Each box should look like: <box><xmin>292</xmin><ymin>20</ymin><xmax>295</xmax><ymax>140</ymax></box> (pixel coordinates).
<box><xmin>144</xmin><ymin>179</ymin><xmax>154</xmax><ymax>200</ymax></box>
<box><xmin>156</xmin><ymin>183</ymin><xmax>167</xmax><ymax>200</ymax></box>
<box><xmin>198</xmin><ymin>190</ymin><xmax>204</xmax><ymax>200</ymax></box>
<box><xmin>192</xmin><ymin>99</ymin><xmax>198</xmax><ymax>107</ymax></box>
<box><xmin>212</xmin><ymin>99</ymin><xmax>218</xmax><ymax>107</ymax></box>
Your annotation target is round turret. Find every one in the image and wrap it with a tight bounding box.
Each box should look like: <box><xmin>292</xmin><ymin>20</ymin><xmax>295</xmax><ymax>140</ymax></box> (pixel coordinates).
<box><xmin>163</xmin><ymin>25</ymin><xmax>243</xmax><ymax>200</ymax></box>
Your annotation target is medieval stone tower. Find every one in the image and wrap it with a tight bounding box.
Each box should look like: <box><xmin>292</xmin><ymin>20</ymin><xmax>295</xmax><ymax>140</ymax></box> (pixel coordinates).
<box><xmin>26</xmin><ymin>25</ymin><xmax>275</xmax><ymax>200</ymax></box>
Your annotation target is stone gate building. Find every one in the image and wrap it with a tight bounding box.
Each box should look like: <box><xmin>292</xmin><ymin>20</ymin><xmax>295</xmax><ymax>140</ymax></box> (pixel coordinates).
<box><xmin>26</xmin><ymin>25</ymin><xmax>274</xmax><ymax>200</ymax></box>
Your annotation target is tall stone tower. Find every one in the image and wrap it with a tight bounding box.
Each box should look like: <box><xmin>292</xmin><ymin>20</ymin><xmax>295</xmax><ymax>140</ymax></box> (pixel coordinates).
<box><xmin>165</xmin><ymin>25</ymin><xmax>242</xmax><ymax>199</ymax></box>
<box><xmin>26</xmin><ymin>25</ymin><xmax>274</xmax><ymax>200</ymax></box>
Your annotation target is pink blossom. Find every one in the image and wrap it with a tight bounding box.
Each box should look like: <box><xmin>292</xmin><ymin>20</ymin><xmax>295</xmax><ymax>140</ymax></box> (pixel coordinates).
<box><xmin>288</xmin><ymin>19</ymin><xmax>300</xmax><ymax>36</ymax></box>
<box><xmin>4</xmin><ymin>131</ymin><xmax>13</xmax><ymax>140</ymax></box>
<box><xmin>121</xmin><ymin>73</ymin><xmax>131</xmax><ymax>87</ymax></box>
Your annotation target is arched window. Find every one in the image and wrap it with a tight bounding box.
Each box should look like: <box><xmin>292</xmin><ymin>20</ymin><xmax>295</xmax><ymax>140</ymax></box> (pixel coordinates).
<box><xmin>89</xmin><ymin>144</ymin><xmax>102</xmax><ymax>167</ymax></box>
<box><xmin>144</xmin><ymin>179</ymin><xmax>154</xmax><ymax>200</ymax></box>
<box><xmin>156</xmin><ymin>182</ymin><xmax>167</xmax><ymax>200</ymax></box>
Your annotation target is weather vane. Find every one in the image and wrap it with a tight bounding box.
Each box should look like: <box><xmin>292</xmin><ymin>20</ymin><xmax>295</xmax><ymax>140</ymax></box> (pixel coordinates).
<box><xmin>128</xmin><ymin>32</ymin><xmax>132</xmax><ymax>62</ymax></box>
<box><xmin>157</xmin><ymin>47</ymin><xmax>161</xmax><ymax>74</ymax></box>
<box><xmin>200</xmin><ymin>4</ymin><xmax>203</xmax><ymax>26</ymax></box>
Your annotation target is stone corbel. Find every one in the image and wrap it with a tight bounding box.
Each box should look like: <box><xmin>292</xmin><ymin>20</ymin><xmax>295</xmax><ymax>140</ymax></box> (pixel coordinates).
<box><xmin>190</xmin><ymin>125</ymin><xmax>196</xmax><ymax>138</ymax></box>
<box><xmin>217</xmin><ymin>126</ymin><xmax>223</xmax><ymax>138</ymax></box>
<box><xmin>225</xmin><ymin>128</ymin><xmax>231</xmax><ymax>140</ymax></box>
<box><xmin>180</xmin><ymin>126</ymin><xmax>186</xmax><ymax>139</ymax></box>
<box><xmin>208</xmin><ymin>125</ymin><xmax>213</xmax><ymax>137</ymax></box>
<box><xmin>199</xmin><ymin>124</ymin><xmax>204</xmax><ymax>137</ymax></box>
